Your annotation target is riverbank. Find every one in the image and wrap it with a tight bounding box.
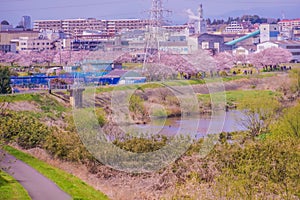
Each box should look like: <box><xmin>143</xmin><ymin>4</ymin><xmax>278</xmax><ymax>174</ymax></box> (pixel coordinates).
<box><xmin>1</xmin><ymin>71</ymin><xmax>300</xmax><ymax>199</ymax></box>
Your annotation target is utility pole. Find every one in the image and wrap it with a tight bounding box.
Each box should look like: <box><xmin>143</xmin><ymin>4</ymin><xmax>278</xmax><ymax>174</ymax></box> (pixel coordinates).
<box><xmin>143</xmin><ymin>0</ymin><xmax>171</xmax><ymax>65</ymax></box>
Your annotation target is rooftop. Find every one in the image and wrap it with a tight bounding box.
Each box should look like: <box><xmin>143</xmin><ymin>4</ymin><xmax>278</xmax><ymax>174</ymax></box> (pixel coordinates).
<box><xmin>279</xmin><ymin>19</ymin><xmax>300</xmax><ymax>23</ymax></box>
<box><xmin>261</xmin><ymin>40</ymin><xmax>300</xmax><ymax>45</ymax></box>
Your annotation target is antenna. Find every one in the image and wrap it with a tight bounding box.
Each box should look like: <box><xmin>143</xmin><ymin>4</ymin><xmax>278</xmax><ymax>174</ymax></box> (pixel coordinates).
<box><xmin>143</xmin><ymin>0</ymin><xmax>171</xmax><ymax>65</ymax></box>
<box><xmin>149</xmin><ymin>0</ymin><xmax>171</xmax><ymax>27</ymax></box>
<box><xmin>281</xmin><ymin>10</ymin><xmax>285</xmax><ymax>20</ymax></box>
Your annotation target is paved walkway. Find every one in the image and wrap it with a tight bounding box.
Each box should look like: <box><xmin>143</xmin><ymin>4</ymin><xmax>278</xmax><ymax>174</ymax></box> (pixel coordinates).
<box><xmin>0</xmin><ymin>151</ymin><xmax>71</xmax><ymax>200</ymax></box>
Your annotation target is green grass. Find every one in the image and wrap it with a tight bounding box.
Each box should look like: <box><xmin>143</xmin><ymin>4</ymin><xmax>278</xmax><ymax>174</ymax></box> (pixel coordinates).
<box><xmin>0</xmin><ymin>170</ymin><xmax>31</xmax><ymax>200</ymax></box>
<box><xmin>4</xmin><ymin>146</ymin><xmax>109</xmax><ymax>200</ymax></box>
<box><xmin>0</xmin><ymin>93</ymin><xmax>67</xmax><ymax>119</ymax></box>
<box><xmin>198</xmin><ymin>90</ymin><xmax>281</xmax><ymax>107</ymax></box>
<box><xmin>0</xmin><ymin>93</ymin><xmax>42</xmax><ymax>103</ymax></box>
<box><xmin>121</xmin><ymin>63</ymin><xmax>143</xmax><ymax>70</ymax></box>
<box><xmin>96</xmin><ymin>82</ymin><xmax>162</xmax><ymax>93</ymax></box>
<box><xmin>95</xmin><ymin>73</ymin><xmax>278</xmax><ymax>94</ymax></box>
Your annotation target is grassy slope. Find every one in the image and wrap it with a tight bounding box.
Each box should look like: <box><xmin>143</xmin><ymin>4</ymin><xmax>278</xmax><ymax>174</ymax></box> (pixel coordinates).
<box><xmin>0</xmin><ymin>170</ymin><xmax>31</xmax><ymax>200</ymax></box>
<box><xmin>0</xmin><ymin>93</ymin><xmax>42</xmax><ymax>102</ymax></box>
<box><xmin>95</xmin><ymin>73</ymin><xmax>277</xmax><ymax>93</ymax></box>
<box><xmin>198</xmin><ymin>90</ymin><xmax>281</xmax><ymax>106</ymax></box>
<box><xmin>4</xmin><ymin>146</ymin><xmax>108</xmax><ymax>200</ymax></box>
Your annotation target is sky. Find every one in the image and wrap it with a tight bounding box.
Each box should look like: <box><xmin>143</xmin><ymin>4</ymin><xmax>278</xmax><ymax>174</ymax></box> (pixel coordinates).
<box><xmin>1</xmin><ymin>0</ymin><xmax>300</xmax><ymax>26</ymax></box>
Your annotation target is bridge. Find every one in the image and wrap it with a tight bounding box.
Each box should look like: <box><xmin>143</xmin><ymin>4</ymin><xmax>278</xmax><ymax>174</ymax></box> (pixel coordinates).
<box><xmin>225</xmin><ymin>30</ymin><xmax>260</xmax><ymax>46</ymax></box>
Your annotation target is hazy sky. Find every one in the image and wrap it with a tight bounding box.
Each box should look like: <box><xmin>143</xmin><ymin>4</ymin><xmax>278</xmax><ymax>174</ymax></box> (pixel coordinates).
<box><xmin>1</xmin><ymin>0</ymin><xmax>300</xmax><ymax>26</ymax></box>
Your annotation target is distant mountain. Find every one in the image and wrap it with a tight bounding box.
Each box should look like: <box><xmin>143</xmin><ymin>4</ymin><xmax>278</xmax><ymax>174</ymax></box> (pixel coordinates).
<box><xmin>211</xmin><ymin>6</ymin><xmax>300</xmax><ymax>20</ymax></box>
<box><xmin>170</xmin><ymin>5</ymin><xmax>300</xmax><ymax>25</ymax></box>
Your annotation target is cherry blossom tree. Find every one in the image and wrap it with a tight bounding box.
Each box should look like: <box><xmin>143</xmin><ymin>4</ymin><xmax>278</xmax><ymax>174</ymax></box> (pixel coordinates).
<box><xmin>214</xmin><ymin>52</ymin><xmax>235</xmax><ymax>71</ymax></box>
<box><xmin>70</xmin><ymin>50</ymin><xmax>90</xmax><ymax>64</ymax></box>
<box><xmin>40</xmin><ymin>50</ymin><xmax>57</xmax><ymax>67</ymax></box>
<box><xmin>0</xmin><ymin>51</ymin><xmax>4</xmax><ymax>63</ymax></box>
<box><xmin>142</xmin><ymin>62</ymin><xmax>177</xmax><ymax>81</ymax></box>
<box><xmin>2</xmin><ymin>52</ymin><xmax>21</xmax><ymax>66</ymax></box>
<box><xmin>16</xmin><ymin>51</ymin><xmax>33</xmax><ymax>66</ymax></box>
<box><xmin>249</xmin><ymin>47</ymin><xmax>292</xmax><ymax>72</ymax></box>
<box><xmin>263</xmin><ymin>47</ymin><xmax>292</xmax><ymax>66</ymax></box>
<box><xmin>30</xmin><ymin>51</ymin><xmax>45</xmax><ymax>65</ymax></box>
<box><xmin>233</xmin><ymin>54</ymin><xmax>248</xmax><ymax>66</ymax></box>
<box><xmin>183</xmin><ymin>49</ymin><xmax>217</xmax><ymax>73</ymax></box>
<box><xmin>160</xmin><ymin>52</ymin><xmax>197</xmax><ymax>75</ymax></box>
<box><xmin>53</xmin><ymin>50</ymin><xmax>72</xmax><ymax>65</ymax></box>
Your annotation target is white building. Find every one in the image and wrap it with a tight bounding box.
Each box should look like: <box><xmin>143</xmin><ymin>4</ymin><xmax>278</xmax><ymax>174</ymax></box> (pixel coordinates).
<box><xmin>224</xmin><ymin>21</ymin><xmax>244</xmax><ymax>33</ymax></box>
<box><xmin>33</xmin><ymin>18</ymin><xmax>150</xmax><ymax>37</ymax></box>
<box><xmin>233</xmin><ymin>46</ymin><xmax>249</xmax><ymax>55</ymax></box>
<box><xmin>18</xmin><ymin>37</ymin><xmax>53</xmax><ymax>51</ymax></box>
<box><xmin>278</xmin><ymin>19</ymin><xmax>300</xmax><ymax>29</ymax></box>
<box><xmin>259</xmin><ymin>24</ymin><xmax>280</xmax><ymax>43</ymax></box>
<box><xmin>159</xmin><ymin>41</ymin><xmax>189</xmax><ymax>54</ymax></box>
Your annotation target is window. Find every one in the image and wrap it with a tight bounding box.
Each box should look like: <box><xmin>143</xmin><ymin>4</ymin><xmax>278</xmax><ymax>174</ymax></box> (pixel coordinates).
<box><xmin>286</xmin><ymin>46</ymin><xmax>300</xmax><ymax>49</ymax></box>
<box><xmin>292</xmin><ymin>52</ymin><xmax>300</xmax><ymax>55</ymax></box>
<box><xmin>202</xmin><ymin>42</ymin><xmax>209</xmax><ymax>49</ymax></box>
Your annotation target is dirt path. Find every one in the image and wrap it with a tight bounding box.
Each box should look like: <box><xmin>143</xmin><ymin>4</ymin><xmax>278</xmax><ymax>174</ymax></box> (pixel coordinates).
<box><xmin>0</xmin><ymin>151</ymin><xmax>71</xmax><ymax>200</ymax></box>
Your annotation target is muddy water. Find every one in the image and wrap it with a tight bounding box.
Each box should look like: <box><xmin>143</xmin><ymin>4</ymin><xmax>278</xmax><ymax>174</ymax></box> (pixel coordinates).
<box><xmin>120</xmin><ymin>110</ymin><xmax>246</xmax><ymax>138</ymax></box>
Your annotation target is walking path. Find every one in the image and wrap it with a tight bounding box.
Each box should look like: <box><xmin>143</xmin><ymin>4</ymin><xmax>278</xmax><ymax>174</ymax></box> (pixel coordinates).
<box><xmin>0</xmin><ymin>151</ymin><xmax>71</xmax><ymax>200</ymax></box>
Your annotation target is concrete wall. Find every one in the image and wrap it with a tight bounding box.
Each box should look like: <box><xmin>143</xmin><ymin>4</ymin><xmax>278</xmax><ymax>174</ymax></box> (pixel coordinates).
<box><xmin>198</xmin><ymin>33</ymin><xmax>231</xmax><ymax>52</ymax></box>
<box><xmin>0</xmin><ymin>31</ymin><xmax>39</xmax><ymax>45</ymax></box>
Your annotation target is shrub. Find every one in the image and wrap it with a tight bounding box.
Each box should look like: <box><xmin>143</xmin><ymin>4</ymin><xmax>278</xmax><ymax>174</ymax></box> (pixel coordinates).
<box><xmin>113</xmin><ymin>134</ymin><xmax>168</xmax><ymax>153</ymax></box>
<box><xmin>95</xmin><ymin>107</ymin><xmax>106</xmax><ymax>127</ymax></box>
<box><xmin>219</xmin><ymin>71</ymin><xmax>228</xmax><ymax>77</ymax></box>
<box><xmin>271</xmin><ymin>103</ymin><xmax>300</xmax><ymax>139</ymax></box>
<box><xmin>44</xmin><ymin>128</ymin><xmax>91</xmax><ymax>162</ymax></box>
<box><xmin>0</xmin><ymin>112</ymin><xmax>50</xmax><ymax>149</ymax></box>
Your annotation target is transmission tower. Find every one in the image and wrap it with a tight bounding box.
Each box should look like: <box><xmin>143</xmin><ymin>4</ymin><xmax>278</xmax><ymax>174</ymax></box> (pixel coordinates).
<box><xmin>144</xmin><ymin>0</ymin><xmax>171</xmax><ymax>63</ymax></box>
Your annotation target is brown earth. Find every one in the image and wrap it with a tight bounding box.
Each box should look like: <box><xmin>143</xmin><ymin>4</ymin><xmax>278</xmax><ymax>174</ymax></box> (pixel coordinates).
<box><xmin>6</xmin><ymin>101</ymin><xmax>42</xmax><ymax>112</ymax></box>
<box><xmin>8</xmin><ymin>73</ymin><xmax>295</xmax><ymax>200</ymax></box>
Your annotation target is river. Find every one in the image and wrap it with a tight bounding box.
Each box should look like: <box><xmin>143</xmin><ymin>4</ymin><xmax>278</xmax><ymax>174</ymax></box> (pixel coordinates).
<box><xmin>119</xmin><ymin>110</ymin><xmax>246</xmax><ymax>139</ymax></box>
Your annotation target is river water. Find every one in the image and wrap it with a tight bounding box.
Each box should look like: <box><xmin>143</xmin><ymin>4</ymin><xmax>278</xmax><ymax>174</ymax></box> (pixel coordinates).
<box><xmin>120</xmin><ymin>110</ymin><xmax>246</xmax><ymax>139</ymax></box>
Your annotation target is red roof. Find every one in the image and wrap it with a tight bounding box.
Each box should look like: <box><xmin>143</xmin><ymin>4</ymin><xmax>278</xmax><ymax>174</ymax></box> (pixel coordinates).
<box><xmin>279</xmin><ymin>19</ymin><xmax>300</xmax><ymax>23</ymax></box>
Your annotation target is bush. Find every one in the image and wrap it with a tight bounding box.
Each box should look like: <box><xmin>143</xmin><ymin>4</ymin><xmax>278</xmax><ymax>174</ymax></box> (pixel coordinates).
<box><xmin>0</xmin><ymin>66</ymin><xmax>11</xmax><ymax>94</ymax></box>
<box><xmin>271</xmin><ymin>103</ymin><xmax>300</xmax><ymax>139</ymax></box>
<box><xmin>214</xmin><ymin>139</ymin><xmax>300</xmax><ymax>199</ymax></box>
<box><xmin>129</xmin><ymin>94</ymin><xmax>148</xmax><ymax>121</ymax></box>
<box><xmin>0</xmin><ymin>112</ymin><xmax>50</xmax><ymax>149</ymax></box>
<box><xmin>95</xmin><ymin>107</ymin><xmax>106</xmax><ymax>127</ymax></box>
<box><xmin>113</xmin><ymin>134</ymin><xmax>168</xmax><ymax>153</ymax></box>
<box><xmin>44</xmin><ymin>128</ymin><xmax>91</xmax><ymax>162</ymax></box>
<box><xmin>219</xmin><ymin>71</ymin><xmax>228</xmax><ymax>77</ymax></box>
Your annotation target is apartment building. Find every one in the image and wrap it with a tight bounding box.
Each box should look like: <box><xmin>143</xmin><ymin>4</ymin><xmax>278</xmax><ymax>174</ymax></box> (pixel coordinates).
<box><xmin>278</xmin><ymin>19</ymin><xmax>300</xmax><ymax>29</ymax></box>
<box><xmin>105</xmin><ymin>19</ymin><xmax>150</xmax><ymax>35</ymax></box>
<box><xmin>223</xmin><ymin>21</ymin><xmax>245</xmax><ymax>33</ymax></box>
<box><xmin>19</xmin><ymin>37</ymin><xmax>54</xmax><ymax>51</ymax></box>
<box><xmin>62</xmin><ymin>18</ymin><xmax>105</xmax><ymax>36</ymax></box>
<box><xmin>33</xmin><ymin>18</ymin><xmax>150</xmax><ymax>37</ymax></box>
<box><xmin>33</xmin><ymin>20</ymin><xmax>62</xmax><ymax>32</ymax></box>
